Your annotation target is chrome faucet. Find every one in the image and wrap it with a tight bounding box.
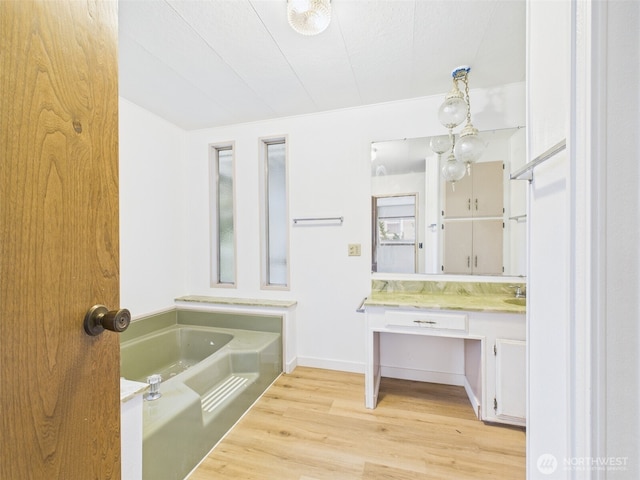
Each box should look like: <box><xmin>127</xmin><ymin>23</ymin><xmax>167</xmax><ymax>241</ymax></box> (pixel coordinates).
<box><xmin>510</xmin><ymin>285</ymin><xmax>526</xmax><ymax>298</ymax></box>
<box><xmin>145</xmin><ymin>374</ymin><xmax>162</xmax><ymax>401</ymax></box>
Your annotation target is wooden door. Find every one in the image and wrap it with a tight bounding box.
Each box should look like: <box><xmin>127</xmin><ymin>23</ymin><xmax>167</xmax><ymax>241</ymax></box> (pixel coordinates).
<box><xmin>1</xmin><ymin>1</ymin><xmax>121</xmax><ymax>478</ymax></box>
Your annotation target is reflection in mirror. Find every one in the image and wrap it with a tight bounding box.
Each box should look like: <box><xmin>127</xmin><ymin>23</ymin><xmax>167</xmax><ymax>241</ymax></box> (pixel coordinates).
<box><xmin>372</xmin><ymin>195</ymin><xmax>417</xmax><ymax>273</ymax></box>
<box><xmin>371</xmin><ymin>127</ymin><xmax>526</xmax><ymax>276</ymax></box>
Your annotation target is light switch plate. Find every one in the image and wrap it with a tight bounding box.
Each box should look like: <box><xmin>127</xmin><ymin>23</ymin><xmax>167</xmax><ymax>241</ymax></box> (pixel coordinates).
<box><xmin>348</xmin><ymin>243</ymin><xmax>361</xmax><ymax>256</ymax></box>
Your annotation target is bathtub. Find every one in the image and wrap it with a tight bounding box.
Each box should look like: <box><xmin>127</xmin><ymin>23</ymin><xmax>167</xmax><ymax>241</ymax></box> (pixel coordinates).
<box><xmin>120</xmin><ymin>310</ymin><xmax>282</xmax><ymax>480</ymax></box>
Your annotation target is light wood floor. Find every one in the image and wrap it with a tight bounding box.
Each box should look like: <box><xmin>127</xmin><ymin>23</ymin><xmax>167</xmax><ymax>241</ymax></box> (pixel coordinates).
<box><xmin>189</xmin><ymin>367</ymin><xmax>525</xmax><ymax>479</ymax></box>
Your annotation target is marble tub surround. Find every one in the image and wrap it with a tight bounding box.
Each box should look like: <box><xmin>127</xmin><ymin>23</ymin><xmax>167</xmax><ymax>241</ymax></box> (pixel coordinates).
<box><xmin>171</xmin><ymin>295</ymin><xmax>298</xmax><ymax>374</ymax></box>
<box><xmin>366</xmin><ymin>280</ymin><xmax>526</xmax><ymax>313</ymax></box>
<box><xmin>175</xmin><ymin>295</ymin><xmax>297</xmax><ymax>308</ymax></box>
<box><xmin>120</xmin><ymin>378</ymin><xmax>148</xmax><ymax>403</ymax></box>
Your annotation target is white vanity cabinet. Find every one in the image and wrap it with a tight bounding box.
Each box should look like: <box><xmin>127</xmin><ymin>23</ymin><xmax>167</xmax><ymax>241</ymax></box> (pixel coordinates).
<box><xmin>494</xmin><ymin>338</ymin><xmax>526</xmax><ymax>423</ymax></box>
<box><xmin>365</xmin><ymin>306</ymin><xmax>525</xmax><ymax>427</ymax></box>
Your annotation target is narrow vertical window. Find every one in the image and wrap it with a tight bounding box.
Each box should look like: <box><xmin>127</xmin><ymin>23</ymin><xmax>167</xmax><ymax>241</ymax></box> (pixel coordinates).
<box><xmin>260</xmin><ymin>137</ymin><xmax>289</xmax><ymax>288</ymax></box>
<box><xmin>210</xmin><ymin>144</ymin><xmax>235</xmax><ymax>286</ymax></box>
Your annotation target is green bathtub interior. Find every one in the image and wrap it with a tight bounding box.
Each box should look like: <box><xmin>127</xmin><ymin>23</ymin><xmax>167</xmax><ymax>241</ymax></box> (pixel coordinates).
<box><xmin>121</xmin><ymin>308</ymin><xmax>283</xmax><ymax>480</ymax></box>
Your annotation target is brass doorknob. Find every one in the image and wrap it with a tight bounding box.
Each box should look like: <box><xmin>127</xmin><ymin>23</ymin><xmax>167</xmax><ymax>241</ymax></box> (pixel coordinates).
<box><xmin>84</xmin><ymin>305</ymin><xmax>131</xmax><ymax>336</ymax></box>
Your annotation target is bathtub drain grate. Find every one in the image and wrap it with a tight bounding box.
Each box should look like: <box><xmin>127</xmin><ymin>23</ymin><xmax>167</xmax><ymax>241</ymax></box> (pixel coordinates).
<box><xmin>201</xmin><ymin>375</ymin><xmax>249</xmax><ymax>413</ymax></box>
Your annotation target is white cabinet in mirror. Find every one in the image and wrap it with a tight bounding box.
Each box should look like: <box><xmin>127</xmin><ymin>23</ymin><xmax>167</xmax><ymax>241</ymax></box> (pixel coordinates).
<box><xmin>371</xmin><ymin>127</ymin><xmax>526</xmax><ymax>276</ymax></box>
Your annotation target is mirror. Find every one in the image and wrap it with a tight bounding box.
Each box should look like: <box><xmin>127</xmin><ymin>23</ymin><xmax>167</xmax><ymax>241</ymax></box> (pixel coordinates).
<box><xmin>372</xmin><ymin>195</ymin><xmax>418</xmax><ymax>273</ymax></box>
<box><xmin>371</xmin><ymin>127</ymin><xmax>526</xmax><ymax>276</ymax></box>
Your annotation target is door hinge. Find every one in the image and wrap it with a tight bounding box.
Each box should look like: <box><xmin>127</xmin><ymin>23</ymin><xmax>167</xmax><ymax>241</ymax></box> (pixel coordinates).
<box><xmin>494</xmin><ymin>397</ymin><xmax>498</xmax><ymax>412</ymax></box>
<box><xmin>493</xmin><ymin>343</ymin><xmax>497</xmax><ymax>355</ymax></box>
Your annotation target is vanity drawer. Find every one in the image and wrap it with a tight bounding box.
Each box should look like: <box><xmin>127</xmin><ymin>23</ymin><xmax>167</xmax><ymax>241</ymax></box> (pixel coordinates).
<box><xmin>384</xmin><ymin>311</ymin><xmax>468</xmax><ymax>332</ymax></box>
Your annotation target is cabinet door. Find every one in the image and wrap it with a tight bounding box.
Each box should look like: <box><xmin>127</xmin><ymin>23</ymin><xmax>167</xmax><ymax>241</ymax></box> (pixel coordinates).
<box><xmin>443</xmin><ymin>161</ymin><xmax>503</xmax><ymax>218</ymax></box>
<box><xmin>443</xmin><ymin>172</ymin><xmax>472</xmax><ymax>218</ymax></box>
<box><xmin>495</xmin><ymin>339</ymin><xmax>526</xmax><ymax>422</ymax></box>
<box><xmin>472</xmin><ymin>161</ymin><xmax>504</xmax><ymax>217</ymax></box>
<box><xmin>442</xmin><ymin>221</ymin><xmax>473</xmax><ymax>273</ymax></box>
<box><xmin>472</xmin><ymin>219</ymin><xmax>503</xmax><ymax>274</ymax></box>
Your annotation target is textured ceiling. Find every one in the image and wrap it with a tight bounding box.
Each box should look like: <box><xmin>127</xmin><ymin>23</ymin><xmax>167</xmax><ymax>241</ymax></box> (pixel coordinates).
<box><xmin>119</xmin><ymin>0</ymin><xmax>526</xmax><ymax>130</ymax></box>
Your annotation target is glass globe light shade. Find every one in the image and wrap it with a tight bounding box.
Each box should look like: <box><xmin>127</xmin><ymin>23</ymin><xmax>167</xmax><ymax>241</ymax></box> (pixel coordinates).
<box><xmin>429</xmin><ymin>135</ymin><xmax>452</xmax><ymax>155</ymax></box>
<box><xmin>453</xmin><ymin>126</ymin><xmax>486</xmax><ymax>164</ymax></box>
<box><xmin>289</xmin><ymin>0</ymin><xmax>311</xmax><ymax>13</ymax></box>
<box><xmin>441</xmin><ymin>154</ymin><xmax>466</xmax><ymax>183</ymax></box>
<box><xmin>438</xmin><ymin>83</ymin><xmax>467</xmax><ymax>129</ymax></box>
<box><xmin>438</xmin><ymin>97</ymin><xmax>467</xmax><ymax>129</ymax></box>
<box><xmin>287</xmin><ymin>0</ymin><xmax>331</xmax><ymax>36</ymax></box>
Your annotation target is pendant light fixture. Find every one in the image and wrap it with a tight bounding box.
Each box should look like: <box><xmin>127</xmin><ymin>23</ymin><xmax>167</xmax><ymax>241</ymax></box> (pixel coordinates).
<box><xmin>433</xmin><ymin>66</ymin><xmax>486</xmax><ymax>187</ymax></box>
<box><xmin>287</xmin><ymin>0</ymin><xmax>331</xmax><ymax>36</ymax></box>
<box><xmin>431</xmin><ymin>134</ymin><xmax>464</xmax><ymax>187</ymax></box>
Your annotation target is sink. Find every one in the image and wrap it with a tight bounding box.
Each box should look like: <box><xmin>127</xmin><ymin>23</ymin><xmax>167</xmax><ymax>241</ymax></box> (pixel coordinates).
<box><xmin>504</xmin><ymin>298</ymin><xmax>526</xmax><ymax>307</ymax></box>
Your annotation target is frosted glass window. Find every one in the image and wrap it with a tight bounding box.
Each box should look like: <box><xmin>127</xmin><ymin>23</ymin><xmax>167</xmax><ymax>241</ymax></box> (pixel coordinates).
<box><xmin>211</xmin><ymin>145</ymin><xmax>235</xmax><ymax>285</ymax></box>
<box><xmin>262</xmin><ymin>139</ymin><xmax>288</xmax><ymax>288</ymax></box>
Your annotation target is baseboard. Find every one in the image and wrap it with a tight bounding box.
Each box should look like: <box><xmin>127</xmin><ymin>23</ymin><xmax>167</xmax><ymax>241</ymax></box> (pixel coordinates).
<box><xmin>296</xmin><ymin>356</ymin><xmax>364</xmax><ymax>374</ymax></box>
<box><xmin>292</xmin><ymin>360</ymin><xmax>467</xmax><ymax>387</ymax></box>
<box><xmin>380</xmin><ymin>366</ymin><xmax>466</xmax><ymax>386</ymax></box>
<box><xmin>463</xmin><ymin>376</ymin><xmax>482</xmax><ymax>420</ymax></box>
<box><xmin>284</xmin><ymin>357</ymin><xmax>298</xmax><ymax>374</ymax></box>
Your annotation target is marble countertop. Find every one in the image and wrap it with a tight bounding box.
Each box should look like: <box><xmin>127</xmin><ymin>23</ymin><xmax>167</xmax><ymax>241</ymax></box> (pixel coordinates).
<box><xmin>365</xmin><ymin>292</ymin><xmax>525</xmax><ymax>313</ymax></box>
<box><xmin>364</xmin><ymin>279</ymin><xmax>526</xmax><ymax>314</ymax></box>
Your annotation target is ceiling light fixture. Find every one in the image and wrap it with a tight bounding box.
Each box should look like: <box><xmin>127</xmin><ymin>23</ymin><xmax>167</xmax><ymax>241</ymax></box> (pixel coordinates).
<box><xmin>433</xmin><ymin>66</ymin><xmax>486</xmax><ymax>188</ymax></box>
<box><xmin>287</xmin><ymin>0</ymin><xmax>331</xmax><ymax>36</ymax></box>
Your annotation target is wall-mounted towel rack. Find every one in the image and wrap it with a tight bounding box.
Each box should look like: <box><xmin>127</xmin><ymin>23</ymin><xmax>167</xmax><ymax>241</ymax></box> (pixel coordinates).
<box><xmin>292</xmin><ymin>216</ymin><xmax>343</xmax><ymax>225</ymax></box>
<box><xmin>510</xmin><ymin>138</ymin><xmax>566</xmax><ymax>182</ymax></box>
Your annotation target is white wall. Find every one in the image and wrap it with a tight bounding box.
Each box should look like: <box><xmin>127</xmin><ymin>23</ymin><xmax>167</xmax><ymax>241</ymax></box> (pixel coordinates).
<box><xmin>183</xmin><ymin>83</ymin><xmax>525</xmax><ymax>372</ymax></box>
<box><xmin>526</xmin><ymin>0</ymin><xmax>572</xmax><ymax>475</ymax></box>
<box><xmin>527</xmin><ymin>1</ymin><xmax>640</xmax><ymax>477</ymax></box>
<box><xmin>119</xmin><ymin>98</ymin><xmax>187</xmax><ymax>316</ymax></box>
<box><xmin>604</xmin><ymin>0</ymin><xmax>639</xmax><ymax>474</ymax></box>
<box><xmin>508</xmin><ymin>128</ymin><xmax>527</xmax><ymax>275</ymax></box>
